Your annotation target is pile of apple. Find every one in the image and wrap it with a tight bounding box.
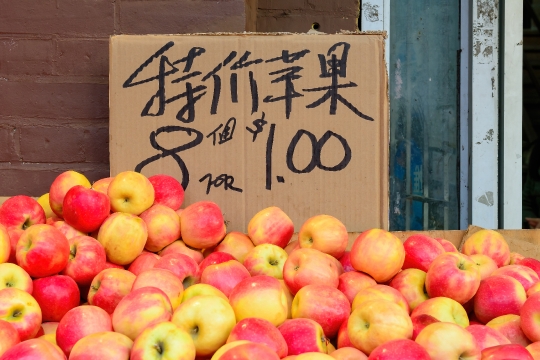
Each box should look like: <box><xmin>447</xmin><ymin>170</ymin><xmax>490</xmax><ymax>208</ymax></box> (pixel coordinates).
<box><xmin>1</xmin><ymin>171</ymin><xmax>540</xmax><ymax>360</ymax></box>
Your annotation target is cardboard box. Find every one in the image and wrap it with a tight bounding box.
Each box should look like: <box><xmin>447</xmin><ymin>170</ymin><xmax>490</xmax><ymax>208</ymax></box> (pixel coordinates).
<box><xmin>109</xmin><ymin>32</ymin><xmax>389</xmax><ymax>233</ymax></box>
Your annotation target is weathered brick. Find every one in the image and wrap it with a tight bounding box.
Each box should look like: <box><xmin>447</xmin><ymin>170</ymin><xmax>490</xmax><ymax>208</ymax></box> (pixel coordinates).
<box><xmin>0</xmin><ymin>125</ymin><xmax>19</xmax><ymax>162</ymax></box>
<box><xmin>0</xmin><ymin>164</ymin><xmax>110</xmax><ymax>197</ymax></box>
<box><xmin>0</xmin><ymin>0</ymin><xmax>114</xmax><ymax>36</ymax></box>
<box><xmin>55</xmin><ymin>39</ymin><xmax>109</xmax><ymax>76</ymax></box>
<box><xmin>19</xmin><ymin>123</ymin><xmax>109</xmax><ymax>164</ymax></box>
<box><xmin>257</xmin><ymin>13</ymin><xmax>358</xmax><ymax>33</ymax></box>
<box><xmin>305</xmin><ymin>0</ymin><xmax>359</xmax><ymax>13</ymax></box>
<box><xmin>258</xmin><ymin>0</ymin><xmax>305</xmax><ymax>10</ymax></box>
<box><xmin>119</xmin><ymin>0</ymin><xmax>245</xmax><ymax>34</ymax></box>
<box><xmin>0</xmin><ymin>38</ymin><xmax>54</xmax><ymax>76</ymax></box>
<box><xmin>0</xmin><ymin>81</ymin><xmax>109</xmax><ymax>120</ymax></box>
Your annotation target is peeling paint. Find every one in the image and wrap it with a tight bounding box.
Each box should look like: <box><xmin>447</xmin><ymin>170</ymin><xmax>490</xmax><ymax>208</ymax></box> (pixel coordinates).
<box><xmin>473</xmin><ymin>41</ymin><xmax>482</xmax><ymax>57</ymax></box>
<box><xmin>477</xmin><ymin>0</ymin><xmax>498</xmax><ymax>24</ymax></box>
<box><xmin>362</xmin><ymin>3</ymin><xmax>380</xmax><ymax>22</ymax></box>
<box><xmin>483</xmin><ymin>129</ymin><xmax>494</xmax><ymax>142</ymax></box>
<box><xmin>483</xmin><ymin>46</ymin><xmax>493</xmax><ymax>58</ymax></box>
<box><xmin>476</xmin><ymin>191</ymin><xmax>494</xmax><ymax>207</ymax></box>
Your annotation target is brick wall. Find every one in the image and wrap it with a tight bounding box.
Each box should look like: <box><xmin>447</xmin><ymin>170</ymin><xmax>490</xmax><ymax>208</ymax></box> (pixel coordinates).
<box><xmin>0</xmin><ymin>0</ymin><xmax>358</xmax><ymax>197</ymax></box>
<box><xmin>0</xmin><ymin>0</ymin><xmax>245</xmax><ymax>196</ymax></box>
<box><xmin>256</xmin><ymin>0</ymin><xmax>360</xmax><ymax>33</ymax></box>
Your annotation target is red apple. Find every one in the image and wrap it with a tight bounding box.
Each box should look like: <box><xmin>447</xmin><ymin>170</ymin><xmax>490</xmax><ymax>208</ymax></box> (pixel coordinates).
<box><xmin>352</xmin><ymin>284</ymin><xmax>410</xmax><ymax>315</ymax></box>
<box><xmin>510</xmin><ymin>252</ymin><xmax>526</xmax><ymax>265</ymax></box>
<box><xmin>284</xmin><ymin>240</ymin><xmax>300</xmax><ymax>255</ymax></box>
<box><xmin>474</xmin><ymin>275</ymin><xmax>527</xmax><ymax>324</ymax></box>
<box><xmin>520</xmin><ymin>293</ymin><xmax>540</xmax><ymax>342</ymax></box>
<box><xmin>529</xmin><ymin>282</ymin><xmax>540</xmax><ymax>297</ymax></box>
<box><xmin>63</xmin><ymin>186</ymin><xmax>110</xmax><ymax>233</ymax></box>
<box><xmin>69</xmin><ymin>331</ymin><xmax>133</xmax><ymax>360</ymax></box>
<box><xmin>49</xmin><ymin>170</ymin><xmax>92</xmax><ymax>217</ymax></box>
<box><xmin>338</xmin><ymin>271</ymin><xmax>377</xmax><ymax>304</ymax></box>
<box><xmin>88</xmin><ymin>268</ymin><xmax>136</xmax><ymax>314</ymax></box>
<box><xmin>214</xmin><ymin>232</ymin><xmax>255</xmax><ymax>263</ymax></box>
<box><xmin>0</xmin><ymin>195</ymin><xmax>46</xmax><ymax>231</ymax></box>
<box><xmin>425</xmin><ymin>252</ymin><xmax>481</xmax><ymax>304</ymax></box>
<box><xmin>518</xmin><ymin>258</ymin><xmax>540</xmax><ymax>278</ymax></box>
<box><xmin>368</xmin><ymin>339</ymin><xmax>430</xmax><ymax>359</ymax></box>
<box><xmin>350</xmin><ymin>229</ymin><xmax>405</xmax><ymax>283</ymax></box>
<box><xmin>248</xmin><ymin>207</ymin><xmax>294</xmax><ymax>249</ymax></box>
<box><xmin>229</xmin><ymin>276</ymin><xmax>289</xmax><ymax>327</ymax></box>
<box><xmin>0</xmin><ymin>289</ymin><xmax>41</xmax><ymax>341</ymax></box>
<box><xmin>159</xmin><ymin>240</ymin><xmax>204</xmax><ymax>264</ymax></box>
<box><xmin>56</xmin><ymin>305</ymin><xmax>112</xmax><ymax>356</ymax></box>
<box><xmin>434</xmin><ymin>237</ymin><xmax>458</xmax><ymax>252</ymax></box>
<box><xmin>92</xmin><ymin>177</ymin><xmax>114</xmax><ymax>195</ymax></box>
<box><xmin>486</xmin><ymin>315</ymin><xmax>531</xmax><ymax>347</ymax></box>
<box><xmin>402</xmin><ymin>234</ymin><xmax>445</xmax><ymax>272</ymax></box>
<box><xmin>227</xmin><ymin>318</ymin><xmax>288</xmax><ymax>358</ymax></box>
<box><xmin>466</xmin><ymin>324</ymin><xmax>510</xmax><ymax>351</ymax></box>
<box><xmin>480</xmin><ymin>344</ymin><xmax>534</xmax><ymax>360</ymax></box>
<box><xmin>199</xmin><ymin>252</ymin><xmax>237</xmax><ymax>274</ymax></box>
<box><xmin>0</xmin><ymin>338</ymin><xmax>65</xmax><ymax>360</ymax></box>
<box><xmin>6</xmin><ymin>227</ymin><xmax>22</xmax><ymax>264</ymax></box>
<box><xmin>148</xmin><ymin>174</ymin><xmax>184</xmax><ymax>210</ymax></box>
<box><xmin>16</xmin><ymin>224</ymin><xmax>70</xmax><ymax>278</ymax></box>
<box><xmin>492</xmin><ymin>265</ymin><xmax>539</xmax><ymax>291</ymax></box>
<box><xmin>180</xmin><ymin>201</ymin><xmax>226</xmax><ymax>249</ymax></box>
<box><xmin>61</xmin><ymin>236</ymin><xmax>106</xmax><ymax>286</ymax></box>
<box><xmin>51</xmin><ymin>220</ymin><xmax>85</xmax><ymax>240</ymax></box>
<box><xmin>127</xmin><ymin>251</ymin><xmax>160</xmax><ymax>276</ymax></box>
<box><xmin>298</xmin><ymin>215</ymin><xmax>348</xmax><ymax>259</ymax></box>
<box><xmin>411</xmin><ymin>297</ymin><xmax>469</xmax><ymax>328</ymax></box>
<box><xmin>389</xmin><ymin>268</ymin><xmax>428</xmax><ymax>311</ymax></box>
<box><xmin>338</xmin><ymin>252</ymin><xmax>355</xmax><ymax>273</ymax></box>
<box><xmin>112</xmin><ymin>287</ymin><xmax>172</xmax><ymax>341</ymax></box>
<box><xmin>461</xmin><ymin>229</ymin><xmax>510</xmax><ymax>267</ymax></box>
<box><xmin>132</xmin><ymin>268</ymin><xmax>184</xmax><ymax>310</ymax></box>
<box><xmin>201</xmin><ymin>259</ymin><xmax>250</xmax><ymax>297</ymax></box>
<box><xmin>337</xmin><ymin>318</ymin><xmax>354</xmax><ymax>348</ymax></box>
<box><xmin>154</xmin><ymin>252</ymin><xmax>200</xmax><ymax>288</ymax></box>
<box><xmin>411</xmin><ymin>314</ymin><xmax>439</xmax><ymax>340</ymax></box>
<box><xmin>32</xmin><ymin>275</ymin><xmax>80</xmax><ymax>322</ymax></box>
<box><xmin>292</xmin><ymin>284</ymin><xmax>350</xmax><ymax>338</ymax></box>
<box><xmin>0</xmin><ymin>263</ymin><xmax>32</xmax><ymax>293</ymax></box>
<box><xmin>283</xmin><ymin>248</ymin><xmax>341</xmax><ymax>295</ymax></box>
<box><xmin>140</xmin><ymin>204</ymin><xmax>180</xmax><ymax>252</ymax></box>
<box><xmin>0</xmin><ymin>319</ymin><xmax>20</xmax><ymax>357</ymax></box>
<box><xmin>330</xmin><ymin>347</ymin><xmax>368</xmax><ymax>360</ymax></box>
<box><xmin>220</xmin><ymin>342</ymin><xmax>280</xmax><ymax>360</ymax></box>
<box><xmin>278</xmin><ymin>318</ymin><xmax>328</xmax><ymax>355</ymax></box>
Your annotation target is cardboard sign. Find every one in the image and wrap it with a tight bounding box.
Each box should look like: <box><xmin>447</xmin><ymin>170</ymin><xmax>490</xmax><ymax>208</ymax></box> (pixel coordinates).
<box><xmin>110</xmin><ymin>33</ymin><xmax>389</xmax><ymax>232</ymax></box>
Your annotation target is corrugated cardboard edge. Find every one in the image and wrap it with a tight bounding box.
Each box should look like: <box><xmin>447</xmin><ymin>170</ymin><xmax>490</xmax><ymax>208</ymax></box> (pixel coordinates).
<box><xmin>109</xmin><ymin>31</ymin><xmax>388</xmax><ymax>39</ymax></box>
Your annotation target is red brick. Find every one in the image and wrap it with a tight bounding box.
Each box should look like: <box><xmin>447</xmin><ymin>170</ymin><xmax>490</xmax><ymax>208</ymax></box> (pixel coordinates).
<box><xmin>55</xmin><ymin>39</ymin><xmax>109</xmax><ymax>77</ymax></box>
<box><xmin>0</xmin><ymin>81</ymin><xmax>108</xmax><ymax>120</ymax></box>
<box><xmin>0</xmin><ymin>125</ymin><xmax>19</xmax><ymax>162</ymax></box>
<box><xmin>0</xmin><ymin>164</ymin><xmax>110</xmax><ymax>197</ymax></box>
<box><xmin>119</xmin><ymin>0</ymin><xmax>245</xmax><ymax>34</ymax></box>
<box><xmin>0</xmin><ymin>0</ymin><xmax>114</xmax><ymax>36</ymax></box>
<box><xmin>257</xmin><ymin>13</ymin><xmax>358</xmax><ymax>33</ymax></box>
<box><xmin>0</xmin><ymin>38</ymin><xmax>54</xmax><ymax>76</ymax></box>
<box><xmin>258</xmin><ymin>0</ymin><xmax>305</xmax><ymax>10</ymax></box>
<box><xmin>19</xmin><ymin>123</ymin><xmax>109</xmax><ymax>164</ymax></box>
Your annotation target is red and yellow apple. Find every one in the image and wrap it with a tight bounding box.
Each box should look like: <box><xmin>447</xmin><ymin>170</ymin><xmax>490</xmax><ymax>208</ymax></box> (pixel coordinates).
<box><xmin>132</xmin><ymin>268</ymin><xmax>184</xmax><ymax>310</ymax></box>
<box><xmin>352</xmin><ymin>285</ymin><xmax>409</xmax><ymax>314</ymax></box>
<box><xmin>180</xmin><ymin>201</ymin><xmax>226</xmax><ymax>249</ymax></box>
<box><xmin>37</xmin><ymin>193</ymin><xmax>55</xmax><ymax>219</ymax></box>
<box><xmin>368</xmin><ymin>339</ymin><xmax>430</xmax><ymax>360</ymax></box>
<box><xmin>139</xmin><ymin>204</ymin><xmax>180</xmax><ymax>252</ymax></box>
<box><xmin>49</xmin><ymin>170</ymin><xmax>91</xmax><ymax>218</ymax></box>
<box><xmin>0</xmin><ymin>319</ymin><xmax>20</xmax><ymax>357</ymax></box>
<box><xmin>32</xmin><ymin>275</ymin><xmax>80</xmax><ymax>322</ymax></box>
<box><xmin>0</xmin><ymin>263</ymin><xmax>32</xmax><ymax>293</ymax></box>
<box><xmin>480</xmin><ymin>344</ymin><xmax>534</xmax><ymax>360</ymax></box>
<box><xmin>200</xmin><ymin>259</ymin><xmax>250</xmax><ymax>297</ymax></box>
<box><xmin>130</xmin><ymin>321</ymin><xmax>195</xmax><ymax>360</ymax></box>
<box><xmin>486</xmin><ymin>314</ymin><xmax>531</xmax><ymax>347</ymax></box>
<box><xmin>278</xmin><ymin>318</ymin><xmax>328</xmax><ymax>355</ymax></box>
<box><xmin>127</xmin><ymin>251</ymin><xmax>160</xmax><ymax>276</ymax></box>
<box><xmin>465</xmin><ymin>324</ymin><xmax>510</xmax><ymax>351</ymax></box>
<box><xmin>492</xmin><ymin>264</ymin><xmax>539</xmax><ymax>291</ymax></box>
<box><xmin>214</xmin><ymin>232</ymin><xmax>255</xmax><ymax>264</ymax></box>
<box><xmin>520</xmin><ymin>293</ymin><xmax>540</xmax><ymax>342</ymax></box>
<box><xmin>62</xmin><ymin>185</ymin><xmax>110</xmax><ymax>233</ymax></box>
<box><xmin>247</xmin><ymin>207</ymin><xmax>294</xmax><ymax>249</ymax></box>
<box><xmin>470</xmin><ymin>254</ymin><xmax>498</xmax><ymax>280</ymax></box>
<box><xmin>0</xmin><ymin>195</ymin><xmax>46</xmax><ymax>230</ymax></box>
<box><xmin>0</xmin><ymin>338</ymin><xmax>65</xmax><ymax>360</ymax></box>
<box><xmin>107</xmin><ymin>171</ymin><xmax>155</xmax><ymax>215</ymax></box>
<box><xmin>415</xmin><ymin>322</ymin><xmax>481</xmax><ymax>360</ymax></box>
<box><xmin>68</xmin><ymin>331</ymin><xmax>133</xmax><ymax>360</ymax></box>
<box><xmin>243</xmin><ymin>244</ymin><xmax>288</xmax><ymax>279</ymax></box>
<box><xmin>473</xmin><ymin>275</ymin><xmax>526</xmax><ymax>324</ymax></box>
<box><xmin>61</xmin><ymin>235</ymin><xmax>106</xmax><ymax>286</ymax></box>
<box><xmin>297</xmin><ymin>215</ymin><xmax>348</xmax><ymax>259</ymax></box>
<box><xmin>411</xmin><ymin>297</ymin><xmax>469</xmax><ymax>328</ymax></box>
<box><xmin>461</xmin><ymin>229</ymin><xmax>510</xmax><ymax>267</ymax></box>
<box><xmin>92</xmin><ymin>177</ymin><xmax>114</xmax><ymax>195</ymax></box>
<box><xmin>182</xmin><ymin>283</ymin><xmax>228</xmax><ymax>303</ymax></box>
<box><xmin>159</xmin><ymin>240</ymin><xmax>204</xmax><ymax>264</ymax></box>
<box><xmin>389</xmin><ymin>268</ymin><xmax>428</xmax><ymax>311</ymax></box>
<box><xmin>227</xmin><ymin>318</ymin><xmax>288</xmax><ymax>358</ymax></box>
<box><xmin>148</xmin><ymin>174</ymin><xmax>185</xmax><ymax>211</ymax></box>
<box><xmin>154</xmin><ymin>252</ymin><xmax>200</xmax><ymax>289</ymax></box>
<box><xmin>350</xmin><ymin>229</ymin><xmax>405</xmax><ymax>283</ymax></box>
<box><xmin>402</xmin><ymin>234</ymin><xmax>445</xmax><ymax>272</ymax></box>
<box><xmin>338</xmin><ymin>271</ymin><xmax>377</xmax><ymax>304</ymax></box>
<box><xmin>88</xmin><ymin>268</ymin><xmax>136</xmax><ymax>314</ymax></box>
